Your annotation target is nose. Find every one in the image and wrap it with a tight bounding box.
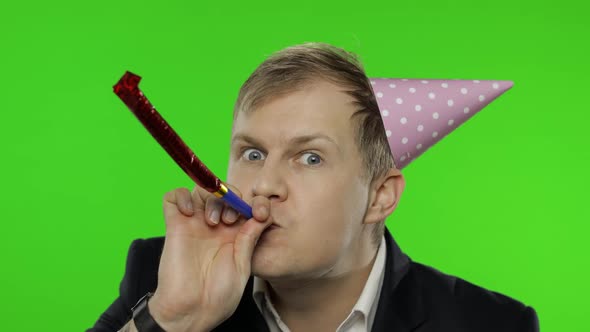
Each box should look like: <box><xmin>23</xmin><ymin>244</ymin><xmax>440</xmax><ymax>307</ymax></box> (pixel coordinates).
<box><xmin>251</xmin><ymin>159</ymin><xmax>288</xmax><ymax>202</ymax></box>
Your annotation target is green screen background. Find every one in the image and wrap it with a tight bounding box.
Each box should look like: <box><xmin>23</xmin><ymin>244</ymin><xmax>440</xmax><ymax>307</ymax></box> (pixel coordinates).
<box><xmin>1</xmin><ymin>0</ymin><xmax>587</xmax><ymax>330</ymax></box>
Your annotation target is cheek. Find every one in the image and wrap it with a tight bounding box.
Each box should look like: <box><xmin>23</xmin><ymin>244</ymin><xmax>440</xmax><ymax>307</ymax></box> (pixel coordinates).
<box><xmin>304</xmin><ymin>183</ymin><xmax>366</xmax><ymax>241</ymax></box>
<box><xmin>226</xmin><ymin>165</ymin><xmax>255</xmax><ymax>196</ymax></box>
<box><xmin>294</xmin><ymin>192</ymin><xmax>354</xmax><ymax>251</ymax></box>
<box><xmin>296</xmin><ymin>173</ymin><xmax>365</xmax><ymax>227</ymax></box>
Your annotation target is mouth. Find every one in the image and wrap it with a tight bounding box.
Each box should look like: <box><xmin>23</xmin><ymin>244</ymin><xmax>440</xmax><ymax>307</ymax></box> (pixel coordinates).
<box><xmin>261</xmin><ymin>224</ymin><xmax>280</xmax><ymax>236</ymax></box>
<box><xmin>267</xmin><ymin>214</ymin><xmax>281</xmax><ymax>228</ymax></box>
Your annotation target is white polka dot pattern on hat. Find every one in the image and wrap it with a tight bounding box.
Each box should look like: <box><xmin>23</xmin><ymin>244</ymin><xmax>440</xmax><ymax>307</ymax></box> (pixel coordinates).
<box><xmin>371</xmin><ymin>78</ymin><xmax>514</xmax><ymax>169</ymax></box>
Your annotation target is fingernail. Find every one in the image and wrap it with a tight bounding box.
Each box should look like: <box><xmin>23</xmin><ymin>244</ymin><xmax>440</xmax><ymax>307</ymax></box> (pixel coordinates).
<box><xmin>259</xmin><ymin>206</ymin><xmax>268</xmax><ymax>218</ymax></box>
<box><xmin>186</xmin><ymin>201</ymin><xmax>194</xmax><ymax>213</ymax></box>
<box><xmin>210</xmin><ymin>209</ymin><xmax>220</xmax><ymax>224</ymax></box>
<box><xmin>224</xmin><ymin>208</ymin><xmax>238</xmax><ymax>222</ymax></box>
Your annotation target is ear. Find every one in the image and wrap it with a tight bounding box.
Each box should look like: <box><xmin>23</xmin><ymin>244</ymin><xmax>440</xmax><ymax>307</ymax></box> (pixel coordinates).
<box><xmin>363</xmin><ymin>168</ymin><xmax>406</xmax><ymax>225</ymax></box>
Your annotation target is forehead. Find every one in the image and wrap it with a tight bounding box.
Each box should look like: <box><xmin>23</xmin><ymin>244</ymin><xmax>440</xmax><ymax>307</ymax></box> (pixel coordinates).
<box><xmin>232</xmin><ymin>80</ymin><xmax>358</xmax><ymax>145</ymax></box>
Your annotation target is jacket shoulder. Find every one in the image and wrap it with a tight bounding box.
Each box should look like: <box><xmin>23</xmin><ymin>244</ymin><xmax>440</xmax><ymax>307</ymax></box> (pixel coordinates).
<box><xmin>126</xmin><ymin>236</ymin><xmax>165</xmax><ymax>294</ymax></box>
<box><xmin>409</xmin><ymin>261</ymin><xmax>539</xmax><ymax>331</ymax></box>
<box><xmin>86</xmin><ymin>236</ymin><xmax>165</xmax><ymax>332</ymax></box>
<box><xmin>131</xmin><ymin>236</ymin><xmax>165</xmax><ymax>262</ymax></box>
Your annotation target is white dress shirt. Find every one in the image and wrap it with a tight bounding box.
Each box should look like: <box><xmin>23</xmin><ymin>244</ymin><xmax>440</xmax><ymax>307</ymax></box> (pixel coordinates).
<box><xmin>252</xmin><ymin>236</ymin><xmax>387</xmax><ymax>332</ymax></box>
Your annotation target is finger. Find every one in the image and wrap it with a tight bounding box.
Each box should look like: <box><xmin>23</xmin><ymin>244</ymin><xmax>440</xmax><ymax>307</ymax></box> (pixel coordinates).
<box><xmin>224</xmin><ymin>183</ymin><xmax>243</xmax><ymax>198</ymax></box>
<box><xmin>205</xmin><ymin>196</ymin><xmax>224</xmax><ymax>225</ymax></box>
<box><xmin>250</xmin><ymin>196</ymin><xmax>271</xmax><ymax>222</ymax></box>
<box><xmin>233</xmin><ymin>217</ymin><xmax>273</xmax><ymax>276</ymax></box>
<box><xmin>162</xmin><ymin>188</ymin><xmax>193</xmax><ymax>224</ymax></box>
<box><xmin>190</xmin><ymin>184</ymin><xmax>213</xmax><ymax>211</ymax></box>
<box><xmin>220</xmin><ymin>183</ymin><xmax>242</xmax><ymax>224</ymax></box>
<box><xmin>176</xmin><ymin>188</ymin><xmax>194</xmax><ymax>216</ymax></box>
<box><xmin>221</xmin><ymin>205</ymin><xmax>240</xmax><ymax>224</ymax></box>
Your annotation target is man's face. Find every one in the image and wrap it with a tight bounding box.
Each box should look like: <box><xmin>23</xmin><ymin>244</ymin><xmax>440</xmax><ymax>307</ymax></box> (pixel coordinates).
<box><xmin>227</xmin><ymin>80</ymin><xmax>373</xmax><ymax>280</ymax></box>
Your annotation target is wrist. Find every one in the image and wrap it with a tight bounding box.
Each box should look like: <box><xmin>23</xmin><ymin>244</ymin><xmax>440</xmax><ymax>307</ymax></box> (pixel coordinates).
<box><xmin>131</xmin><ymin>292</ymin><xmax>166</xmax><ymax>332</ymax></box>
<box><xmin>148</xmin><ymin>294</ymin><xmax>212</xmax><ymax>332</ymax></box>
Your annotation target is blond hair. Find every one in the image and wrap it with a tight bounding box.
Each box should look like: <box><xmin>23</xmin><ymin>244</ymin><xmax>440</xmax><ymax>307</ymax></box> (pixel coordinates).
<box><xmin>233</xmin><ymin>42</ymin><xmax>395</xmax><ymax>247</ymax></box>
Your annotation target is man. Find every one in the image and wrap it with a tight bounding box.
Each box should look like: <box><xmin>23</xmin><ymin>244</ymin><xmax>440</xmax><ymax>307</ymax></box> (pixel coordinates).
<box><xmin>88</xmin><ymin>42</ymin><xmax>539</xmax><ymax>331</ymax></box>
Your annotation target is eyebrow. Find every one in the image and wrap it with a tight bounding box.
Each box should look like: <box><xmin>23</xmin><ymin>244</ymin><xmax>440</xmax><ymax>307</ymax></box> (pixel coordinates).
<box><xmin>231</xmin><ymin>132</ymin><xmax>341</xmax><ymax>153</ymax></box>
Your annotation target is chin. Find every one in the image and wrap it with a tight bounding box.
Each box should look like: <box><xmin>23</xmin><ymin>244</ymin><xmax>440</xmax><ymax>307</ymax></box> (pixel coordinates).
<box><xmin>251</xmin><ymin>245</ymin><xmax>285</xmax><ymax>277</ymax></box>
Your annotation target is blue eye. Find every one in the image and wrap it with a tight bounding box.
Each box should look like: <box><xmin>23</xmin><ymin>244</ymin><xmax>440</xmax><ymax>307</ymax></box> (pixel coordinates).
<box><xmin>300</xmin><ymin>152</ymin><xmax>322</xmax><ymax>166</ymax></box>
<box><xmin>242</xmin><ymin>148</ymin><xmax>265</xmax><ymax>161</ymax></box>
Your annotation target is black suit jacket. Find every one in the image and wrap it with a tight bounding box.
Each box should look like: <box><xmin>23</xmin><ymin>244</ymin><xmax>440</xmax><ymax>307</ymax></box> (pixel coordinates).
<box><xmin>88</xmin><ymin>228</ymin><xmax>539</xmax><ymax>331</ymax></box>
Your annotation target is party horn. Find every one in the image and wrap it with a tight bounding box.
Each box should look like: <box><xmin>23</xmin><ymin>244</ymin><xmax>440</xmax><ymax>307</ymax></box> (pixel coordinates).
<box><xmin>113</xmin><ymin>71</ymin><xmax>253</xmax><ymax>219</ymax></box>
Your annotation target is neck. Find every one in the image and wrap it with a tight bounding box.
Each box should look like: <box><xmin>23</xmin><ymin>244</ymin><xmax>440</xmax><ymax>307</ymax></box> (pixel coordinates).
<box><xmin>266</xmin><ymin>243</ymin><xmax>379</xmax><ymax>331</ymax></box>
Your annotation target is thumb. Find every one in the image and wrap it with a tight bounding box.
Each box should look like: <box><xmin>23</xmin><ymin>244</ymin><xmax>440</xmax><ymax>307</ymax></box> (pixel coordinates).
<box><xmin>233</xmin><ymin>217</ymin><xmax>271</xmax><ymax>276</ymax></box>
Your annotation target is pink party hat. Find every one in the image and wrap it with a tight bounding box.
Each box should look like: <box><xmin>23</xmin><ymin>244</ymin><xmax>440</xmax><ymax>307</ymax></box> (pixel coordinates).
<box><xmin>370</xmin><ymin>78</ymin><xmax>514</xmax><ymax>170</ymax></box>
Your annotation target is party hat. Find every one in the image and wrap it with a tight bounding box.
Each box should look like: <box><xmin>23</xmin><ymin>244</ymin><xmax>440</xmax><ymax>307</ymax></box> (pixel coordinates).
<box><xmin>370</xmin><ymin>78</ymin><xmax>513</xmax><ymax>170</ymax></box>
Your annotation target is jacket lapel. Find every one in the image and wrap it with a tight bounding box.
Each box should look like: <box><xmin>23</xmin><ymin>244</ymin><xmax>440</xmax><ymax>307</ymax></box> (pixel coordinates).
<box><xmin>215</xmin><ymin>277</ymin><xmax>270</xmax><ymax>332</ymax></box>
<box><xmin>218</xmin><ymin>227</ymin><xmax>427</xmax><ymax>332</ymax></box>
<box><xmin>371</xmin><ymin>228</ymin><xmax>427</xmax><ymax>332</ymax></box>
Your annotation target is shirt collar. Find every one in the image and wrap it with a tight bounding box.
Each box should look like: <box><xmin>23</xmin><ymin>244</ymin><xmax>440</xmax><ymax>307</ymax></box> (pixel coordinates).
<box><xmin>253</xmin><ymin>272</ymin><xmax>270</xmax><ymax>314</ymax></box>
<box><xmin>346</xmin><ymin>235</ymin><xmax>387</xmax><ymax>331</ymax></box>
<box><xmin>252</xmin><ymin>235</ymin><xmax>387</xmax><ymax>331</ymax></box>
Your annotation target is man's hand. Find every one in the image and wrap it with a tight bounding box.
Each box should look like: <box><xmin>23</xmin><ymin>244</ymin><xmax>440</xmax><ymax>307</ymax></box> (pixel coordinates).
<box><xmin>147</xmin><ymin>184</ymin><xmax>273</xmax><ymax>332</ymax></box>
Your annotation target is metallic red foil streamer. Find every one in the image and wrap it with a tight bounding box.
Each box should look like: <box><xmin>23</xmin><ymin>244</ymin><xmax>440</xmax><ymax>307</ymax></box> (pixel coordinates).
<box><xmin>113</xmin><ymin>71</ymin><xmax>221</xmax><ymax>193</ymax></box>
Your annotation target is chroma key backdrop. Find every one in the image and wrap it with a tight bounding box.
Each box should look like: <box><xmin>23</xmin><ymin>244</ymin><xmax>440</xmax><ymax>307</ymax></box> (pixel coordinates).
<box><xmin>0</xmin><ymin>1</ymin><xmax>588</xmax><ymax>331</ymax></box>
